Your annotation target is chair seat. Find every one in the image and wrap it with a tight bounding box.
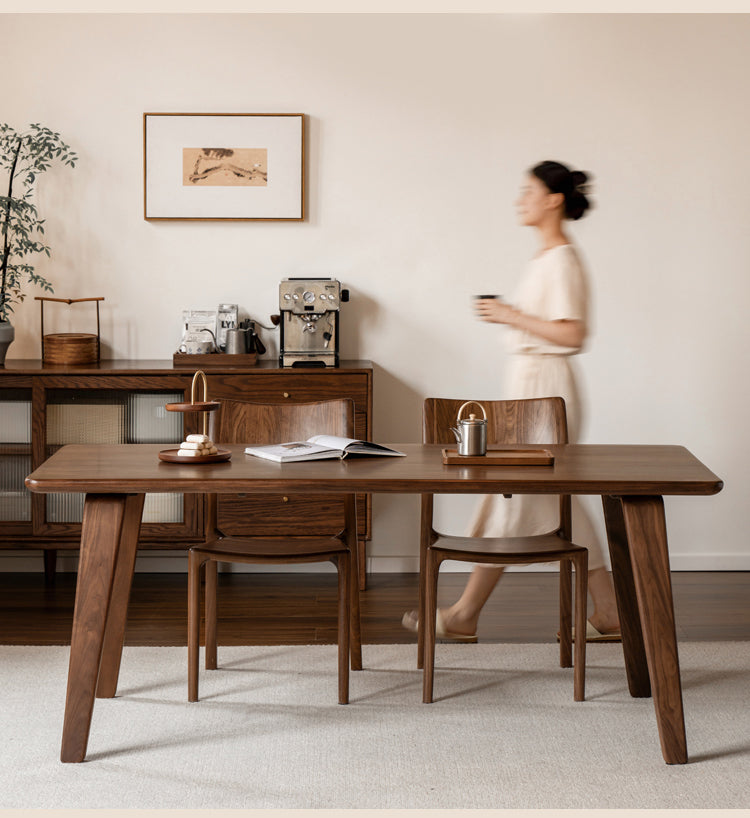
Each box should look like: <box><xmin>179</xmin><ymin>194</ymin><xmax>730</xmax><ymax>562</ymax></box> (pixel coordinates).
<box><xmin>193</xmin><ymin>535</ymin><xmax>347</xmax><ymax>561</ymax></box>
<box><xmin>431</xmin><ymin>532</ymin><xmax>587</xmax><ymax>561</ymax></box>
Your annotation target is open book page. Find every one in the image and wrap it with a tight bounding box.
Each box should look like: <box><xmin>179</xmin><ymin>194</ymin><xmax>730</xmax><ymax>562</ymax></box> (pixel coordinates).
<box><xmin>244</xmin><ymin>441</ymin><xmax>342</xmax><ymax>463</ymax></box>
<box><xmin>245</xmin><ymin>436</ymin><xmax>405</xmax><ymax>462</ymax></box>
<box><xmin>307</xmin><ymin>435</ymin><xmax>405</xmax><ymax>456</ymax></box>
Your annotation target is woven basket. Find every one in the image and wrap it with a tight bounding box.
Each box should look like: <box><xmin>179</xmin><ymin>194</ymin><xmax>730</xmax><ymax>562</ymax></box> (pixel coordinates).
<box><xmin>43</xmin><ymin>333</ymin><xmax>99</xmax><ymax>365</ymax></box>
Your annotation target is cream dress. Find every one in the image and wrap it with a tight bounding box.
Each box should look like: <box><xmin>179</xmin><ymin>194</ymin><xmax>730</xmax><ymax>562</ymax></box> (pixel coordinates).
<box><xmin>467</xmin><ymin>244</ymin><xmax>606</xmax><ymax>570</ymax></box>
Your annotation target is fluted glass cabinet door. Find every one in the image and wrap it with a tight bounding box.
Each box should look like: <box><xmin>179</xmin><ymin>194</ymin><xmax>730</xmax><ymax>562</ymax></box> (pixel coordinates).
<box><xmin>45</xmin><ymin>389</ymin><xmax>184</xmax><ymax>524</ymax></box>
<box><xmin>0</xmin><ymin>389</ymin><xmax>32</xmax><ymax>521</ymax></box>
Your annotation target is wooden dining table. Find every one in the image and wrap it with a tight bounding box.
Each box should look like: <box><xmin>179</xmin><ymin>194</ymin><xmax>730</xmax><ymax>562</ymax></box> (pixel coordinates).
<box><xmin>25</xmin><ymin>441</ymin><xmax>722</xmax><ymax>765</ymax></box>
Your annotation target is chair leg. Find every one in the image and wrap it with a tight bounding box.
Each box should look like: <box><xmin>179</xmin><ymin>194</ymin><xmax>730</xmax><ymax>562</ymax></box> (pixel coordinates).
<box><xmin>343</xmin><ymin>494</ymin><xmax>363</xmax><ymax>672</ymax></box>
<box><xmin>559</xmin><ymin>557</ymin><xmax>573</xmax><ymax>668</ymax></box>
<box><xmin>188</xmin><ymin>550</ymin><xmax>206</xmax><ymax>702</ymax></box>
<box><xmin>205</xmin><ymin>559</ymin><xmax>218</xmax><ymax>670</ymax></box>
<box><xmin>422</xmin><ymin>549</ymin><xmax>441</xmax><ymax>704</ymax></box>
<box><xmin>573</xmin><ymin>550</ymin><xmax>588</xmax><ymax>702</ymax></box>
<box><xmin>334</xmin><ymin>553</ymin><xmax>350</xmax><ymax>705</ymax></box>
<box><xmin>417</xmin><ymin>495</ymin><xmax>432</xmax><ymax>671</ymax></box>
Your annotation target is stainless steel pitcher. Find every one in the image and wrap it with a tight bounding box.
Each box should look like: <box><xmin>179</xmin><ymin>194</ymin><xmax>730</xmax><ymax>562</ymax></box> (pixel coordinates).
<box><xmin>450</xmin><ymin>401</ymin><xmax>488</xmax><ymax>456</ymax></box>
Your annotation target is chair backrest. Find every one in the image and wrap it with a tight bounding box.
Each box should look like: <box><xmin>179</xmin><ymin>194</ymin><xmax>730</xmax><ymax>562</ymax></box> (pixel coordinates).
<box><xmin>423</xmin><ymin>396</ymin><xmax>570</xmax><ymax>538</ymax></box>
<box><xmin>214</xmin><ymin>398</ymin><xmax>354</xmax><ymax>445</ymax></box>
<box><xmin>423</xmin><ymin>396</ymin><xmax>568</xmax><ymax>446</ymax></box>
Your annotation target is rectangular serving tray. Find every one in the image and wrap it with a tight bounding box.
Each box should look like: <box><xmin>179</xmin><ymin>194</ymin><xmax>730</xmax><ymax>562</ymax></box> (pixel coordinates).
<box><xmin>441</xmin><ymin>448</ymin><xmax>555</xmax><ymax>466</ymax></box>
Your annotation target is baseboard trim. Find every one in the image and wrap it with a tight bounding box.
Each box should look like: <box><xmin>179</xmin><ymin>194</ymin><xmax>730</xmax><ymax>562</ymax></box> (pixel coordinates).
<box><xmin>1</xmin><ymin>551</ymin><xmax>749</xmax><ymax>573</ymax></box>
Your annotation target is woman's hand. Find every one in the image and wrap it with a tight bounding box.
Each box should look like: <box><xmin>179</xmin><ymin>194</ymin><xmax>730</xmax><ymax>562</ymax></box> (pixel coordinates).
<box><xmin>474</xmin><ymin>297</ymin><xmax>585</xmax><ymax>349</ymax></box>
<box><xmin>474</xmin><ymin>297</ymin><xmax>518</xmax><ymax>326</ymax></box>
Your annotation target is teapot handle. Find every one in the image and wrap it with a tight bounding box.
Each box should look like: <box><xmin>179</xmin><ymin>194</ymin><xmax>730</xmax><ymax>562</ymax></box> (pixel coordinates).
<box><xmin>457</xmin><ymin>400</ymin><xmax>487</xmax><ymax>422</ymax></box>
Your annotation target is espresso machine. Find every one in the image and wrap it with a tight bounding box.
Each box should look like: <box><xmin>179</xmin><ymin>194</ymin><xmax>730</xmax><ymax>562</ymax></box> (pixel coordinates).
<box><xmin>279</xmin><ymin>278</ymin><xmax>349</xmax><ymax>367</ymax></box>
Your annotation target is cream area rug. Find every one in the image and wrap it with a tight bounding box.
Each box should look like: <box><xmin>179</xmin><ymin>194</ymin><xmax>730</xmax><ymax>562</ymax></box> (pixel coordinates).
<box><xmin>1</xmin><ymin>642</ymin><xmax>748</xmax><ymax>809</ymax></box>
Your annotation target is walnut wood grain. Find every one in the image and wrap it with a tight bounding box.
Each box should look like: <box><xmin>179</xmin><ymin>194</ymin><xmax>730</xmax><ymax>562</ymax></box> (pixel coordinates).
<box><xmin>96</xmin><ymin>493</ymin><xmax>145</xmax><ymax>698</ymax></box>
<box><xmin>2</xmin><ymin>360</ymin><xmax>374</xmax><ymax>589</ymax></box>
<box><xmin>26</xmin><ymin>443</ymin><xmax>723</xmax><ymax>497</ymax></box>
<box><xmin>187</xmin><ymin>399</ymin><xmax>361</xmax><ymax>706</ymax></box>
<box><xmin>61</xmin><ymin>494</ymin><xmax>134</xmax><ymax>762</ymax></box>
<box><xmin>620</xmin><ymin>496</ymin><xmax>687</xmax><ymax>765</ymax></box>
<box><xmin>24</xmin><ymin>438</ymin><xmax>722</xmax><ymax>765</ymax></box>
<box><xmin>419</xmin><ymin>398</ymin><xmax>587</xmax><ymax>705</ymax></box>
<box><xmin>602</xmin><ymin>495</ymin><xmax>651</xmax><ymax>697</ymax></box>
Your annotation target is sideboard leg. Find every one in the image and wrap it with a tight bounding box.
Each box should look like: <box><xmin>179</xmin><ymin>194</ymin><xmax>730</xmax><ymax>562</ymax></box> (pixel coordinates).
<box><xmin>358</xmin><ymin>539</ymin><xmax>367</xmax><ymax>591</ymax></box>
<box><xmin>43</xmin><ymin>549</ymin><xmax>57</xmax><ymax>584</ymax></box>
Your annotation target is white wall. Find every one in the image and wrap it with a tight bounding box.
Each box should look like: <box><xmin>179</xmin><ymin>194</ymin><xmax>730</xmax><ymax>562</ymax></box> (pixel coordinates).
<box><xmin>4</xmin><ymin>13</ymin><xmax>748</xmax><ymax>571</ymax></box>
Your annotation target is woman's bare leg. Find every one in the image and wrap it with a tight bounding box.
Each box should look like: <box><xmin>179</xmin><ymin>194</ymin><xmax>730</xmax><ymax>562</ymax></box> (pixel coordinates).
<box><xmin>586</xmin><ymin>566</ymin><xmax>620</xmax><ymax>633</ymax></box>
<box><xmin>440</xmin><ymin>565</ymin><xmax>505</xmax><ymax>636</ymax></box>
<box><xmin>441</xmin><ymin>564</ymin><xmax>619</xmax><ymax>637</ymax></box>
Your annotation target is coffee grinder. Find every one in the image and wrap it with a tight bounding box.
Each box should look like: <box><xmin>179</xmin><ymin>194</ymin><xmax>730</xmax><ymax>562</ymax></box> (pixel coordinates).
<box><xmin>278</xmin><ymin>278</ymin><xmax>349</xmax><ymax>367</ymax></box>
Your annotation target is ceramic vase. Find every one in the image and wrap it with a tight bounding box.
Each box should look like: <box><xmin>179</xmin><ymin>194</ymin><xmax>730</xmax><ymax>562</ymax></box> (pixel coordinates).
<box><xmin>0</xmin><ymin>321</ymin><xmax>14</xmax><ymax>366</ymax></box>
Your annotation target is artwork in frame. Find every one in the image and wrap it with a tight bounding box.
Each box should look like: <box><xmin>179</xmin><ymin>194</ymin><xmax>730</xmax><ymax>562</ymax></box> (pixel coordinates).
<box><xmin>143</xmin><ymin>113</ymin><xmax>305</xmax><ymax>221</ymax></box>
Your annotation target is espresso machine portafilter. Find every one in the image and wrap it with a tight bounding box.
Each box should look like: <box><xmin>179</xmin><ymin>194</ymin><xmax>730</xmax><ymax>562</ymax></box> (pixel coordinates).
<box><xmin>279</xmin><ymin>278</ymin><xmax>349</xmax><ymax>367</ymax></box>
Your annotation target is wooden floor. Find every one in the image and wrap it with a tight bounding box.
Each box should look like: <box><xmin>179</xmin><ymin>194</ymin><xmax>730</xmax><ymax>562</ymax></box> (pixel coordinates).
<box><xmin>1</xmin><ymin>571</ymin><xmax>749</xmax><ymax>645</ymax></box>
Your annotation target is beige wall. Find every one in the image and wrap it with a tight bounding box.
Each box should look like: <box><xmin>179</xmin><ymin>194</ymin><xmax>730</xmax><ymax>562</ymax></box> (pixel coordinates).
<box><xmin>4</xmin><ymin>14</ymin><xmax>748</xmax><ymax>571</ymax></box>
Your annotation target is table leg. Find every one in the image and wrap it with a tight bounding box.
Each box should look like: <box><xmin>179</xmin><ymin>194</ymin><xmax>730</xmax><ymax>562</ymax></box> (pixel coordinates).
<box><xmin>620</xmin><ymin>495</ymin><xmax>687</xmax><ymax>765</ymax></box>
<box><xmin>602</xmin><ymin>495</ymin><xmax>651</xmax><ymax>698</ymax></box>
<box><xmin>344</xmin><ymin>494</ymin><xmax>362</xmax><ymax>671</ymax></box>
<box><xmin>61</xmin><ymin>493</ymin><xmax>137</xmax><ymax>763</ymax></box>
<box><xmin>96</xmin><ymin>493</ymin><xmax>145</xmax><ymax>698</ymax></box>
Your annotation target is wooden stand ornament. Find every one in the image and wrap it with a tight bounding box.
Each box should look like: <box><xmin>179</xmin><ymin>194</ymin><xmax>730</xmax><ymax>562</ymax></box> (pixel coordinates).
<box><xmin>159</xmin><ymin>370</ymin><xmax>231</xmax><ymax>463</ymax></box>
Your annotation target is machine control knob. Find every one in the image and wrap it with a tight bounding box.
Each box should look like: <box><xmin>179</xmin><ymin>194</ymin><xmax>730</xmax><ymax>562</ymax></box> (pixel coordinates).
<box><xmin>340</xmin><ymin>289</ymin><xmax>350</xmax><ymax>302</ymax></box>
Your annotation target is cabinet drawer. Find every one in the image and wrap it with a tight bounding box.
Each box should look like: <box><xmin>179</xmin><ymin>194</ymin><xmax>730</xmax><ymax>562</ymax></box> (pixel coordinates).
<box><xmin>207</xmin><ymin>373</ymin><xmax>369</xmax><ymax>406</ymax></box>
<box><xmin>217</xmin><ymin>493</ymin><xmax>367</xmax><ymax>537</ymax></box>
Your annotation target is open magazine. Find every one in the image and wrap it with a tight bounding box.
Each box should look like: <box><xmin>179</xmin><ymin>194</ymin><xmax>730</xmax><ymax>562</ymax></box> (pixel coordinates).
<box><xmin>244</xmin><ymin>435</ymin><xmax>405</xmax><ymax>463</ymax></box>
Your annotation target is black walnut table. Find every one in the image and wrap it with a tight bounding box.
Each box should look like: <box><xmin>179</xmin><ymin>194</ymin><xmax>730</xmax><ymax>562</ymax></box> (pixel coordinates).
<box><xmin>25</xmin><ymin>442</ymin><xmax>723</xmax><ymax>765</ymax></box>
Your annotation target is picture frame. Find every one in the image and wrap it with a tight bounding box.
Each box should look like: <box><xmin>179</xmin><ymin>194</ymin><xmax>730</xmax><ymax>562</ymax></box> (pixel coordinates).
<box><xmin>143</xmin><ymin>113</ymin><xmax>305</xmax><ymax>221</ymax></box>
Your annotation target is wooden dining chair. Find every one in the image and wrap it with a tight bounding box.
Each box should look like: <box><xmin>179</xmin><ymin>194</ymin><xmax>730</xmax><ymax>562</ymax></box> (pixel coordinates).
<box><xmin>188</xmin><ymin>398</ymin><xmax>360</xmax><ymax>705</ymax></box>
<box><xmin>419</xmin><ymin>396</ymin><xmax>588</xmax><ymax>703</ymax></box>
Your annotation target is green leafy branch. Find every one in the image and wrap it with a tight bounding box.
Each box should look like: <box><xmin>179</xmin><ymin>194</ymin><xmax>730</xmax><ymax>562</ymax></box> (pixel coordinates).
<box><xmin>0</xmin><ymin>123</ymin><xmax>77</xmax><ymax>322</ymax></box>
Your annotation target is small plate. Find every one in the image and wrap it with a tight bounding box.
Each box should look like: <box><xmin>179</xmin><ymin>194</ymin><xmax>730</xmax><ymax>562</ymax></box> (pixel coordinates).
<box><xmin>158</xmin><ymin>448</ymin><xmax>232</xmax><ymax>464</ymax></box>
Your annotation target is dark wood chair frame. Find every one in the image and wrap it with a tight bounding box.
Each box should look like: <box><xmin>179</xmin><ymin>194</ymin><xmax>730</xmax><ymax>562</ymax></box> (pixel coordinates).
<box><xmin>419</xmin><ymin>396</ymin><xmax>588</xmax><ymax>703</ymax></box>
<box><xmin>188</xmin><ymin>398</ymin><xmax>361</xmax><ymax>705</ymax></box>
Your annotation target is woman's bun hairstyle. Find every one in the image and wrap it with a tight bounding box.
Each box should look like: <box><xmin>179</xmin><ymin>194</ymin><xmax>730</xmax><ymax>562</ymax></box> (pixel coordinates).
<box><xmin>531</xmin><ymin>160</ymin><xmax>592</xmax><ymax>221</ymax></box>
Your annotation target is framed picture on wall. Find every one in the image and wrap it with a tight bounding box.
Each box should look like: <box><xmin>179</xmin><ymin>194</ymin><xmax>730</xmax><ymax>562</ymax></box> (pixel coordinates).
<box><xmin>143</xmin><ymin>113</ymin><xmax>305</xmax><ymax>221</ymax></box>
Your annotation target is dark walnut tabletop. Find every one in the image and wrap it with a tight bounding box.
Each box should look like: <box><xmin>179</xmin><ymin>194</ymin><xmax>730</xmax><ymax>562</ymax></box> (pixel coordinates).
<box><xmin>25</xmin><ymin>443</ymin><xmax>723</xmax><ymax>497</ymax></box>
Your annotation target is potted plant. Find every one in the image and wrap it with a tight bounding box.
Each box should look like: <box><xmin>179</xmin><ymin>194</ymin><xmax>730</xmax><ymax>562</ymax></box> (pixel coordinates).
<box><xmin>1</xmin><ymin>123</ymin><xmax>77</xmax><ymax>365</ymax></box>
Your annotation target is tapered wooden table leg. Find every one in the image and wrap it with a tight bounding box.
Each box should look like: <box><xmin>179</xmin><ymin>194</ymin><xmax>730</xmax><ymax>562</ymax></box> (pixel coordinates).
<box><xmin>61</xmin><ymin>493</ymin><xmax>134</xmax><ymax>763</ymax></box>
<box><xmin>620</xmin><ymin>495</ymin><xmax>687</xmax><ymax>764</ymax></box>
<box><xmin>602</xmin><ymin>495</ymin><xmax>651</xmax><ymax>698</ymax></box>
<box><xmin>96</xmin><ymin>494</ymin><xmax>145</xmax><ymax>698</ymax></box>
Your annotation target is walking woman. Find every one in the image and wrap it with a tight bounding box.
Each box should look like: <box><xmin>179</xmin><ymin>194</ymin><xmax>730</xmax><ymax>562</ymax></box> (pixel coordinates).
<box><xmin>404</xmin><ymin>160</ymin><xmax>621</xmax><ymax>642</ymax></box>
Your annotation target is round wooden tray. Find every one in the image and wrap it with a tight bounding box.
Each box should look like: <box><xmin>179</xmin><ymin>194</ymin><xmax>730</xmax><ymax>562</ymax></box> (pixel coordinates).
<box><xmin>158</xmin><ymin>448</ymin><xmax>232</xmax><ymax>464</ymax></box>
<box><xmin>164</xmin><ymin>401</ymin><xmax>221</xmax><ymax>413</ymax></box>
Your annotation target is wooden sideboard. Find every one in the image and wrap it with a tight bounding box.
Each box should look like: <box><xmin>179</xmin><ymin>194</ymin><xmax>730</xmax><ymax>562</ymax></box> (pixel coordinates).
<box><xmin>0</xmin><ymin>359</ymin><xmax>373</xmax><ymax>588</ymax></box>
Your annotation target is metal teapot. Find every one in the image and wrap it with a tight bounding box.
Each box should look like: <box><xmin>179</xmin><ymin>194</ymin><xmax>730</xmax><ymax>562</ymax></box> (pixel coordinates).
<box><xmin>450</xmin><ymin>401</ymin><xmax>488</xmax><ymax>456</ymax></box>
